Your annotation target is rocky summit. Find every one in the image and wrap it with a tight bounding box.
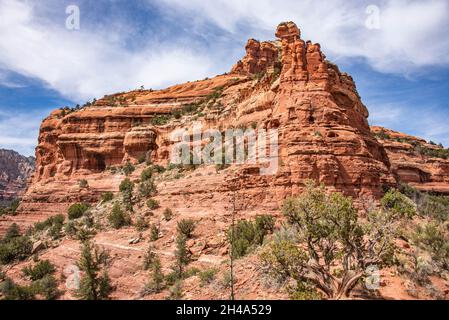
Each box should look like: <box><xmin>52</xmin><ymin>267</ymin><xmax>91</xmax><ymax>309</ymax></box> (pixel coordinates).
<box><xmin>0</xmin><ymin>22</ymin><xmax>448</xmax><ymax>300</ymax></box>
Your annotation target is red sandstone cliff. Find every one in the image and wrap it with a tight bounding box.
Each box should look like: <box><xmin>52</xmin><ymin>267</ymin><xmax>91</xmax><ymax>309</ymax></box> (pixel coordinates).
<box><xmin>0</xmin><ymin>21</ymin><xmax>448</xmax><ymax>301</ymax></box>
<box><xmin>0</xmin><ymin>22</ymin><xmax>398</xmax><ymax>234</ymax></box>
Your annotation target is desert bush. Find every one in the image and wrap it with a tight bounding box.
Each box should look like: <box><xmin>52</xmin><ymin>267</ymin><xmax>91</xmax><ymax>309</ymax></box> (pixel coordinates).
<box><xmin>135</xmin><ymin>217</ymin><xmax>149</xmax><ymax>231</ymax></box>
<box><xmin>138</xmin><ymin>180</ymin><xmax>157</xmax><ymax>198</ymax></box>
<box><xmin>172</xmin><ymin>235</ymin><xmax>190</xmax><ymax>279</ymax></box>
<box><xmin>78</xmin><ymin>179</ymin><xmax>89</xmax><ymax>188</ymax></box>
<box><xmin>167</xmin><ymin>280</ymin><xmax>183</xmax><ymax>300</ymax></box>
<box><xmin>152</xmin><ymin>164</ymin><xmax>166</xmax><ymax>173</ymax></box>
<box><xmin>260</xmin><ymin>180</ymin><xmax>397</xmax><ymax>299</ymax></box>
<box><xmin>2</xmin><ymin>223</ymin><xmax>21</xmax><ymax>243</ymax></box>
<box><xmin>68</xmin><ymin>203</ymin><xmax>90</xmax><ymax>220</ymax></box>
<box><xmin>142</xmin><ymin>256</ymin><xmax>165</xmax><ymax>295</ymax></box>
<box><xmin>289</xmin><ymin>281</ymin><xmax>322</xmax><ymax>300</ymax></box>
<box><xmin>412</xmin><ymin>222</ymin><xmax>449</xmax><ymax>271</ymax></box>
<box><xmin>143</xmin><ymin>245</ymin><xmax>156</xmax><ymax>270</ymax></box>
<box><xmin>176</xmin><ymin>219</ymin><xmax>196</xmax><ymax>239</ymax></box>
<box><xmin>101</xmin><ymin>192</ymin><xmax>114</xmax><ymax>202</ymax></box>
<box><xmin>228</xmin><ymin>215</ymin><xmax>275</xmax><ymax>259</ymax></box>
<box><xmin>199</xmin><ymin>268</ymin><xmax>217</xmax><ymax>286</ymax></box>
<box><xmin>150</xmin><ymin>224</ymin><xmax>160</xmax><ymax>241</ymax></box>
<box><xmin>147</xmin><ymin>198</ymin><xmax>160</xmax><ymax>210</ymax></box>
<box><xmin>34</xmin><ymin>274</ymin><xmax>60</xmax><ymax>300</ymax></box>
<box><xmin>0</xmin><ymin>226</ymin><xmax>33</xmax><ymax>265</ymax></box>
<box><xmin>75</xmin><ymin>241</ymin><xmax>112</xmax><ymax>300</ymax></box>
<box><xmin>140</xmin><ymin>167</ymin><xmax>153</xmax><ymax>181</ymax></box>
<box><xmin>119</xmin><ymin>178</ymin><xmax>134</xmax><ymax>211</ymax></box>
<box><xmin>381</xmin><ymin>189</ymin><xmax>417</xmax><ymax>218</ymax></box>
<box><xmin>122</xmin><ymin>161</ymin><xmax>135</xmax><ymax>176</ymax></box>
<box><xmin>163</xmin><ymin>208</ymin><xmax>173</xmax><ymax>221</ymax></box>
<box><xmin>0</xmin><ymin>278</ymin><xmax>36</xmax><ymax>300</ymax></box>
<box><xmin>22</xmin><ymin>260</ymin><xmax>56</xmax><ymax>281</ymax></box>
<box><xmin>108</xmin><ymin>203</ymin><xmax>131</xmax><ymax>229</ymax></box>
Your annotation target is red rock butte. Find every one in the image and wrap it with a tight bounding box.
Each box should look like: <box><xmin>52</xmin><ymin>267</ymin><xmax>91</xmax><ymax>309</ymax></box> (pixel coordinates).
<box><xmin>1</xmin><ymin>21</ymin><xmax>449</xmax><ymax>235</ymax></box>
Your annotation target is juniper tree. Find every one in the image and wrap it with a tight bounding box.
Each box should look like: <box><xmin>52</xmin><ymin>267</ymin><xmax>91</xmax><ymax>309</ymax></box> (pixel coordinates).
<box><xmin>260</xmin><ymin>181</ymin><xmax>396</xmax><ymax>300</ymax></box>
<box><xmin>75</xmin><ymin>241</ymin><xmax>112</xmax><ymax>300</ymax></box>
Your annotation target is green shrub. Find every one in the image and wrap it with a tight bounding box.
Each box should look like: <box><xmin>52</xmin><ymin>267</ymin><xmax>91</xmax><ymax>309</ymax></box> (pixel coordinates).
<box><xmin>177</xmin><ymin>219</ymin><xmax>196</xmax><ymax>239</ymax></box>
<box><xmin>147</xmin><ymin>198</ymin><xmax>160</xmax><ymax>210</ymax></box>
<box><xmin>289</xmin><ymin>281</ymin><xmax>322</xmax><ymax>300</ymax></box>
<box><xmin>108</xmin><ymin>203</ymin><xmax>131</xmax><ymax>229</ymax></box>
<box><xmin>163</xmin><ymin>208</ymin><xmax>173</xmax><ymax>221</ymax></box>
<box><xmin>34</xmin><ymin>274</ymin><xmax>60</xmax><ymax>300</ymax></box>
<box><xmin>140</xmin><ymin>167</ymin><xmax>153</xmax><ymax>181</ymax></box>
<box><xmin>119</xmin><ymin>178</ymin><xmax>134</xmax><ymax>211</ymax></box>
<box><xmin>135</xmin><ymin>217</ymin><xmax>149</xmax><ymax>231</ymax></box>
<box><xmin>67</xmin><ymin>203</ymin><xmax>90</xmax><ymax>220</ymax></box>
<box><xmin>78</xmin><ymin>179</ymin><xmax>89</xmax><ymax>188</ymax></box>
<box><xmin>413</xmin><ymin>222</ymin><xmax>449</xmax><ymax>270</ymax></box>
<box><xmin>138</xmin><ymin>180</ymin><xmax>157</xmax><ymax>198</ymax></box>
<box><xmin>150</xmin><ymin>224</ymin><xmax>160</xmax><ymax>241</ymax></box>
<box><xmin>152</xmin><ymin>165</ymin><xmax>166</xmax><ymax>173</ymax></box>
<box><xmin>143</xmin><ymin>245</ymin><xmax>156</xmax><ymax>270</ymax></box>
<box><xmin>2</xmin><ymin>223</ymin><xmax>21</xmax><ymax>243</ymax></box>
<box><xmin>0</xmin><ymin>226</ymin><xmax>33</xmax><ymax>265</ymax></box>
<box><xmin>137</xmin><ymin>155</ymin><xmax>146</xmax><ymax>164</ymax></box>
<box><xmin>199</xmin><ymin>268</ymin><xmax>217</xmax><ymax>286</ymax></box>
<box><xmin>75</xmin><ymin>241</ymin><xmax>112</xmax><ymax>300</ymax></box>
<box><xmin>22</xmin><ymin>260</ymin><xmax>56</xmax><ymax>281</ymax></box>
<box><xmin>167</xmin><ymin>280</ymin><xmax>183</xmax><ymax>300</ymax></box>
<box><xmin>34</xmin><ymin>214</ymin><xmax>65</xmax><ymax>239</ymax></box>
<box><xmin>122</xmin><ymin>161</ymin><xmax>135</xmax><ymax>176</ymax></box>
<box><xmin>101</xmin><ymin>192</ymin><xmax>114</xmax><ymax>202</ymax></box>
<box><xmin>381</xmin><ymin>189</ymin><xmax>417</xmax><ymax>218</ymax></box>
<box><xmin>0</xmin><ymin>278</ymin><xmax>36</xmax><ymax>300</ymax></box>
<box><xmin>172</xmin><ymin>235</ymin><xmax>190</xmax><ymax>278</ymax></box>
<box><xmin>142</xmin><ymin>256</ymin><xmax>165</xmax><ymax>295</ymax></box>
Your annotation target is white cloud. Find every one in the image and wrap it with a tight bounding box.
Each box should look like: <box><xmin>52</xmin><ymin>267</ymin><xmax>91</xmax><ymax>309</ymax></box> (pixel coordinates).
<box><xmin>0</xmin><ymin>107</ymin><xmax>50</xmax><ymax>156</ymax></box>
<box><xmin>0</xmin><ymin>0</ymin><xmax>215</xmax><ymax>101</ymax></box>
<box><xmin>155</xmin><ymin>0</ymin><xmax>449</xmax><ymax>75</ymax></box>
<box><xmin>369</xmin><ymin>102</ymin><xmax>449</xmax><ymax>147</ymax></box>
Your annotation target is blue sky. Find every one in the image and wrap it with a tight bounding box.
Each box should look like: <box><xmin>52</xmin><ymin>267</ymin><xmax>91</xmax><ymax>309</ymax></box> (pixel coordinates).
<box><xmin>1</xmin><ymin>0</ymin><xmax>449</xmax><ymax>156</ymax></box>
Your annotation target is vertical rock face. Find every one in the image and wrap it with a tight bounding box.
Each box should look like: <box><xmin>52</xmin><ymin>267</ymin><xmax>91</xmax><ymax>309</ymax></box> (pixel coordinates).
<box><xmin>231</xmin><ymin>39</ymin><xmax>281</xmax><ymax>75</ymax></box>
<box><xmin>271</xmin><ymin>22</ymin><xmax>392</xmax><ymax>199</ymax></box>
<box><xmin>0</xmin><ymin>149</ymin><xmax>35</xmax><ymax>204</ymax></box>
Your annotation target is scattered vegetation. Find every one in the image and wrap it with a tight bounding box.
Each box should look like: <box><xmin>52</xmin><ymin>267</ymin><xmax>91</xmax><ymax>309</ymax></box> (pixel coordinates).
<box><xmin>199</xmin><ymin>268</ymin><xmax>218</xmax><ymax>286</ymax></box>
<box><xmin>135</xmin><ymin>216</ymin><xmax>149</xmax><ymax>231</ymax></box>
<box><xmin>176</xmin><ymin>219</ymin><xmax>196</xmax><ymax>239</ymax></box>
<box><xmin>22</xmin><ymin>260</ymin><xmax>56</xmax><ymax>281</ymax></box>
<box><xmin>0</xmin><ymin>224</ymin><xmax>33</xmax><ymax>265</ymax></box>
<box><xmin>229</xmin><ymin>215</ymin><xmax>275</xmax><ymax>259</ymax></box>
<box><xmin>33</xmin><ymin>214</ymin><xmax>65</xmax><ymax>239</ymax></box>
<box><xmin>108</xmin><ymin>203</ymin><xmax>131</xmax><ymax>229</ymax></box>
